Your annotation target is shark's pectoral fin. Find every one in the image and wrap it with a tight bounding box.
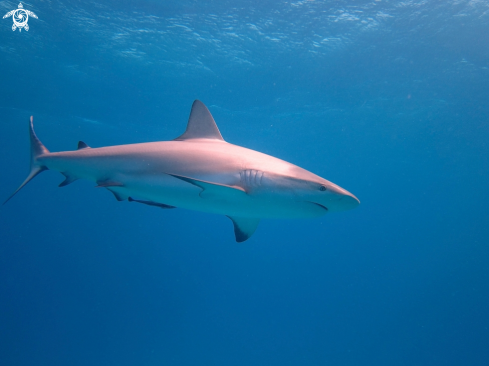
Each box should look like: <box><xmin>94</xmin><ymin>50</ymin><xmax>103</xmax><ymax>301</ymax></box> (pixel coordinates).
<box><xmin>128</xmin><ymin>197</ymin><xmax>176</xmax><ymax>209</ymax></box>
<box><xmin>169</xmin><ymin>174</ymin><xmax>246</xmax><ymax>198</ymax></box>
<box><xmin>59</xmin><ymin>173</ymin><xmax>78</xmax><ymax>187</ymax></box>
<box><xmin>226</xmin><ymin>216</ymin><xmax>260</xmax><ymax>243</ymax></box>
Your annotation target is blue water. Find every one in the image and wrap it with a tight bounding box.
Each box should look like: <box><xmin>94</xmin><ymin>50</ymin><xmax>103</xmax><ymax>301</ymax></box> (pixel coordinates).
<box><xmin>1</xmin><ymin>0</ymin><xmax>488</xmax><ymax>365</ymax></box>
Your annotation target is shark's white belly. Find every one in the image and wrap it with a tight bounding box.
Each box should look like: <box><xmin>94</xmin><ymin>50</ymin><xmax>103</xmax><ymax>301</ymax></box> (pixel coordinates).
<box><xmin>110</xmin><ymin>173</ymin><xmax>326</xmax><ymax>219</ymax></box>
<box><xmin>42</xmin><ymin>148</ymin><xmax>329</xmax><ymax>219</ymax></box>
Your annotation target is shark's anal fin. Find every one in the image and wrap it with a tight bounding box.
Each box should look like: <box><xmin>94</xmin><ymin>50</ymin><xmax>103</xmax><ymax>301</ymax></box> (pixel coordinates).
<box><xmin>128</xmin><ymin>197</ymin><xmax>176</xmax><ymax>209</ymax></box>
<box><xmin>173</xmin><ymin>100</ymin><xmax>224</xmax><ymax>141</ymax></box>
<box><xmin>226</xmin><ymin>216</ymin><xmax>260</xmax><ymax>243</ymax></box>
<box><xmin>169</xmin><ymin>174</ymin><xmax>246</xmax><ymax>198</ymax></box>
<box><xmin>77</xmin><ymin>141</ymin><xmax>90</xmax><ymax>150</ymax></box>
<box><xmin>58</xmin><ymin>173</ymin><xmax>78</xmax><ymax>187</ymax></box>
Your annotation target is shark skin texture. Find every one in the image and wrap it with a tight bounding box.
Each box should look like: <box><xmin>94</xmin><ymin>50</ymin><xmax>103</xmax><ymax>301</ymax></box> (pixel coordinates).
<box><xmin>4</xmin><ymin>100</ymin><xmax>360</xmax><ymax>242</ymax></box>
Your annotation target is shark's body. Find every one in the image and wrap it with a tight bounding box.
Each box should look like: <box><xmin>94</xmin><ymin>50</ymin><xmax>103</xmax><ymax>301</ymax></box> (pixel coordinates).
<box><xmin>5</xmin><ymin>100</ymin><xmax>359</xmax><ymax>242</ymax></box>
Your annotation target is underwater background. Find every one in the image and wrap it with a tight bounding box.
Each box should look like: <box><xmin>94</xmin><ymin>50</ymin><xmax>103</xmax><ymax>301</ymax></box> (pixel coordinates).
<box><xmin>1</xmin><ymin>0</ymin><xmax>488</xmax><ymax>365</ymax></box>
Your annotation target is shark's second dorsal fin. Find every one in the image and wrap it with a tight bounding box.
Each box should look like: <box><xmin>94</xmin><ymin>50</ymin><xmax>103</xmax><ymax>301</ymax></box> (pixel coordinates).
<box><xmin>174</xmin><ymin>100</ymin><xmax>224</xmax><ymax>141</ymax></box>
<box><xmin>77</xmin><ymin>141</ymin><xmax>90</xmax><ymax>150</ymax></box>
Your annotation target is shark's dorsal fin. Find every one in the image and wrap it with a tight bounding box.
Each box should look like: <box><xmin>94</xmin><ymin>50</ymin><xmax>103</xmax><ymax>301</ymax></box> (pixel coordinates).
<box><xmin>174</xmin><ymin>100</ymin><xmax>224</xmax><ymax>141</ymax></box>
<box><xmin>77</xmin><ymin>141</ymin><xmax>90</xmax><ymax>149</ymax></box>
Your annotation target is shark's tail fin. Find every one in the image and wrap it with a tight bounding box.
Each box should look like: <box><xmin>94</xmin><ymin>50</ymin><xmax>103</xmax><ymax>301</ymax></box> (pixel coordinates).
<box><xmin>3</xmin><ymin>116</ymin><xmax>49</xmax><ymax>205</ymax></box>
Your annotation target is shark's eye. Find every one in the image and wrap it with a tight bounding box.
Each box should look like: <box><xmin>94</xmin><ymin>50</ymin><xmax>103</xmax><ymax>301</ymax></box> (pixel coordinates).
<box><xmin>319</xmin><ymin>185</ymin><xmax>327</xmax><ymax>192</ymax></box>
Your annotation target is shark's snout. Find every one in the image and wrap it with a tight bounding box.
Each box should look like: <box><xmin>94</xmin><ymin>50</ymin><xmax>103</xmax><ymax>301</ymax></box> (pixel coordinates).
<box><xmin>320</xmin><ymin>184</ymin><xmax>360</xmax><ymax>212</ymax></box>
<box><xmin>338</xmin><ymin>194</ymin><xmax>360</xmax><ymax>211</ymax></box>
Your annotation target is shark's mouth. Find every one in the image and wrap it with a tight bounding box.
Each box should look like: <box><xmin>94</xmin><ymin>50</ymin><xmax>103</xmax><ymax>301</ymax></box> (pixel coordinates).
<box><xmin>309</xmin><ymin>202</ymin><xmax>329</xmax><ymax>211</ymax></box>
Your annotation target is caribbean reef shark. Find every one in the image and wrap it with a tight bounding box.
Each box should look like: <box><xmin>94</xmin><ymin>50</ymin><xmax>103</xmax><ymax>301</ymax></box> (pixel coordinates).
<box><xmin>4</xmin><ymin>100</ymin><xmax>359</xmax><ymax>242</ymax></box>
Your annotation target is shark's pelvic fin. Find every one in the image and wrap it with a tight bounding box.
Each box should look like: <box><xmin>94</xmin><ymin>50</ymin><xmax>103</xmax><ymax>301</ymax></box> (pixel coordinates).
<box><xmin>77</xmin><ymin>141</ymin><xmax>90</xmax><ymax>150</ymax></box>
<box><xmin>169</xmin><ymin>173</ymin><xmax>246</xmax><ymax>198</ymax></box>
<box><xmin>128</xmin><ymin>197</ymin><xmax>176</xmax><ymax>209</ymax></box>
<box><xmin>174</xmin><ymin>100</ymin><xmax>224</xmax><ymax>141</ymax></box>
<box><xmin>95</xmin><ymin>180</ymin><xmax>127</xmax><ymax>201</ymax></box>
<box><xmin>227</xmin><ymin>216</ymin><xmax>260</xmax><ymax>242</ymax></box>
<box><xmin>58</xmin><ymin>173</ymin><xmax>78</xmax><ymax>187</ymax></box>
<box><xmin>3</xmin><ymin>116</ymin><xmax>49</xmax><ymax>205</ymax></box>
<box><xmin>106</xmin><ymin>188</ymin><xmax>127</xmax><ymax>201</ymax></box>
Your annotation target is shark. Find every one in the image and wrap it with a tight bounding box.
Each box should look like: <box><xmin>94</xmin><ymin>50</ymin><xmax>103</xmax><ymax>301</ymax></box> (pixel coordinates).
<box><xmin>4</xmin><ymin>100</ymin><xmax>360</xmax><ymax>242</ymax></box>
